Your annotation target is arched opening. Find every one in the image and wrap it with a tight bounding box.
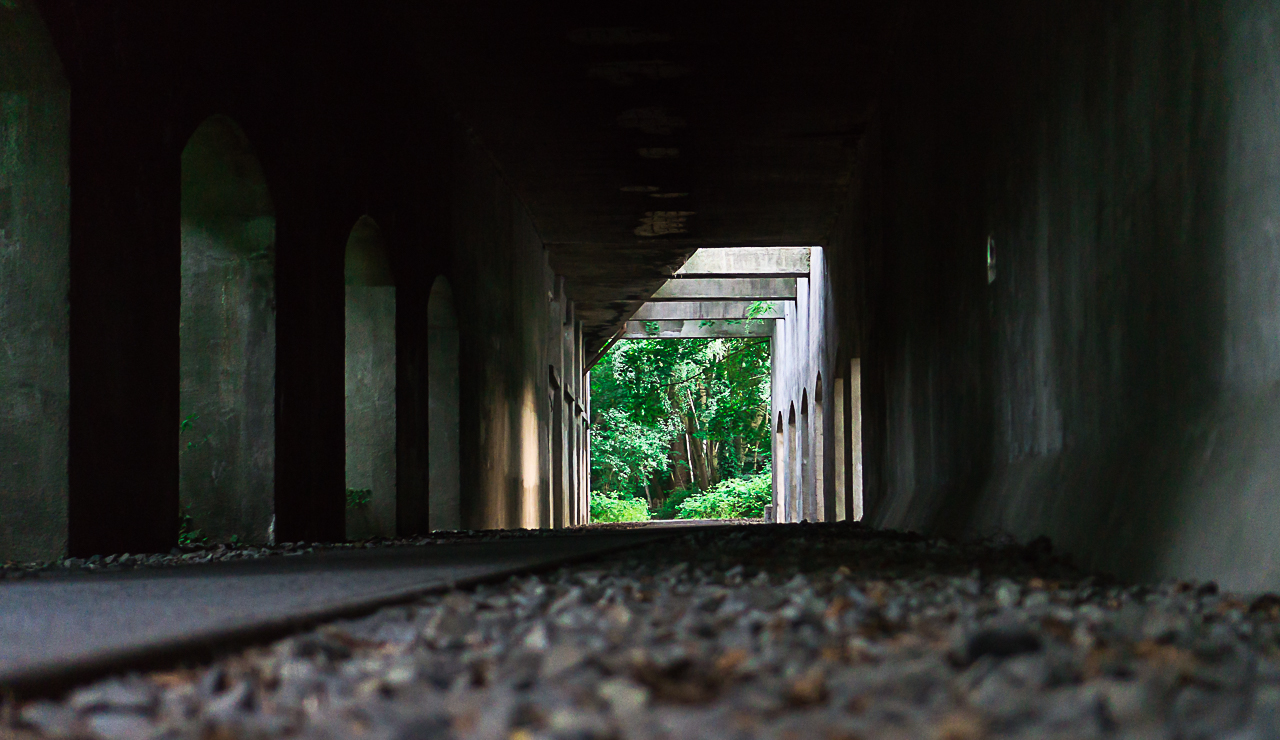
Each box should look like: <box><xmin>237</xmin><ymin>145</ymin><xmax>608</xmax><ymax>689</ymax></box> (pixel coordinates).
<box><xmin>179</xmin><ymin>115</ymin><xmax>275</xmax><ymax>544</ymax></box>
<box><xmin>800</xmin><ymin>390</ymin><xmax>812</xmax><ymax>521</ymax></box>
<box><xmin>428</xmin><ymin>275</ymin><xmax>461</xmax><ymax>531</ymax></box>
<box><xmin>787</xmin><ymin>402</ymin><xmax>798</xmax><ymax>522</ymax></box>
<box><xmin>814</xmin><ymin>374</ymin><xmax>825</xmax><ymax>522</ymax></box>
<box><xmin>0</xmin><ymin>4</ymin><xmax>70</xmax><ymax>561</ymax></box>
<box><xmin>344</xmin><ymin>217</ymin><xmax>396</xmax><ymax>540</ymax></box>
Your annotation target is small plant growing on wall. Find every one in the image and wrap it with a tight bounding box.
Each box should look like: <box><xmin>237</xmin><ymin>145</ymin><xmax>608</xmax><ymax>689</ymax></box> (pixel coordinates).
<box><xmin>346</xmin><ymin>488</ymin><xmax>373</xmax><ymax>508</ymax></box>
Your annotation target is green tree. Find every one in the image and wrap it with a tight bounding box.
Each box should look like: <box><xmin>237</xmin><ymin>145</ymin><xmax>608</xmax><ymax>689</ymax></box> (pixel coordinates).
<box><xmin>589</xmin><ymin>333</ymin><xmax>771</xmax><ymax>519</ymax></box>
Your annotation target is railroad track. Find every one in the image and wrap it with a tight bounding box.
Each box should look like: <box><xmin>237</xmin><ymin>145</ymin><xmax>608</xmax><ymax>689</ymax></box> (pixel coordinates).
<box><xmin>0</xmin><ymin>524</ymin><xmax>730</xmax><ymax>698</ymax></box>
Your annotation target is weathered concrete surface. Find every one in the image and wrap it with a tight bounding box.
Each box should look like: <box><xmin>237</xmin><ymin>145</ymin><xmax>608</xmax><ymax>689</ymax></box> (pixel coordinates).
<box><xmin>0</xmin><ymin>3</ymin><xmax>69</xmax><ymax>562</ymax></box>
<box><xmin>622</xmin><ymin>319</ymin><xmax>774</xmax><ymax>339</ymax></box>
<box><xmin>427</xmin><ymin>276</ymin><xmax>460</xmax><ymax>532</ymax></box>
<box><xmin>632</xmin><ymin>301</ymin><xmax>786</xmax><ymax>321</ymax></box>
<box><xmin>648</xmin><ymin>277</ymin><xmax>796</xmax><ymax>302</ymax></box>
<box><xmin>674</xmin><ymin>247</ymin><xmax>811</xmax><ymax>278</ymax></box>
<box><xmin>344</xmin><ymin>217</ymin><xmax>396</xmax><ymax>541</ymax></box>
<box><xmin>179</xmin><ymin>116</ymin><xmax>276</xmax><ymax>545</ymax></box>
<box><xmin>843</xmin><ymin>0</ymin><xmax>1280</xmax><ymax>591</ymax></box>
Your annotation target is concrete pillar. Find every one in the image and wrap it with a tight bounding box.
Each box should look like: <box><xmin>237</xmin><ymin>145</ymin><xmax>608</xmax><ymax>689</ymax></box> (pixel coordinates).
<box><xmin>0</xmin><ymin>3</ymin><xmax>70</xmax><ymax>561</ymax></box>
<box><xmin>179</xmin><ymin>115</ymin><xmax>276</xmax><ymax>545</ymax></box>
<box><xmin>815</xmin><ymin>379</ymin><xmax>827</xmax><ymax>522</ymax></box>
<box><xmin>66</xmin><ymin>34</ymin><xmax>180</xmax><ymax>557</ymax></box>
<box><xmin>427</xmin><ymin>275</ymin><xmax>461</xmax><ymax>531</ymax></box>
<box><xmin>800</xmin><ymin>392</ymin><xmax>813</xmax><ymax>521</ymax></box>
<box><xmin>833</xmin><ymin>377</ymin><xmax>846</xmax><ymax>521</ymax></box>
<box><xmin>787</xmin><ymin>403</ymin><xmax>798</xmax><ymax>522</ymax></box>
<box><xmin>344</xmin><ymin>217</ymin><xmax>396</xmax><ymax>540</ymax></box>
<box><xmin>273</xmin><ymin>197</ymin><xmax>348</xmax><ymax>545</ymax></box>
<box><xmin>850</xmin><ymin>358</ymin><xmax>863</xmax><ymax>522</ymax></box>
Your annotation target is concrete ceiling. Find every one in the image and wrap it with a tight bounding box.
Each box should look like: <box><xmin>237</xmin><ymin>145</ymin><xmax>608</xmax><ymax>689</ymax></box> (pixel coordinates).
<box><xmin>414</xmin><ymin>2</ymin><xmax>885</xmax><ymax>354</ymax></box>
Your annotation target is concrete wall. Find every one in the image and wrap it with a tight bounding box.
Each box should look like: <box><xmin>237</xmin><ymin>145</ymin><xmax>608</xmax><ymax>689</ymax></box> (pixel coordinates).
<box><xmin>344</xmin><ymin>217</ymin><xmax>396</xmax><ymax>540</ymax></box>
<box><xmin>450</xmin><ymin>130</ymin><xmax>589</xmax><ymax>530</ymax></box>
<box><xmin>427</xmin><ymin>275</ymin><xmax>461</xmax><ymax>531</ymax></box>
<box><xmin>179</xmin><ymin>116</ymin><xmax>276</xmax><ymax>544</ymax></box>
<box><xmin>841</xmin><ymin>0</ymin><xmax>1280</xmax><ymax>590</ymax></box>
<box><xmin>771</xmin><ymin>248</ymin><xmax>859</xmax><ymax>523</ymax></box>
<box><xmin>0</xmin><ymin>3</ymin><xmax>69</xmax><ymax>561</ymax></box>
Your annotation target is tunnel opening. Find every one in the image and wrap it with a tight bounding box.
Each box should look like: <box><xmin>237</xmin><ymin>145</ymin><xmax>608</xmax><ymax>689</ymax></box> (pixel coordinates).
<box><xmin>587</xmin><ymin>330</ymin><xmax>772</xmax><ymax>522</ymax></box>
<box><xmin>178</xmin><ymin>115</ymin><xmax>276</xmax><ymax>546</ymax></box>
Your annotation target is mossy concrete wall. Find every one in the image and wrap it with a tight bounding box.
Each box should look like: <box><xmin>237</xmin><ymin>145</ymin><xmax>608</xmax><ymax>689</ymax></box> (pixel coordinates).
<box><xmin>0</xmin><ymin>2</ymin><xmax>68</xmax><ymax>561</ymax></box>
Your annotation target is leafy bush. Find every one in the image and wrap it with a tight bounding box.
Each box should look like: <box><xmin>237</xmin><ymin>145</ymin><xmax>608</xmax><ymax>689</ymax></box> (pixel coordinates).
<box><xmin>589</xmin><ymin>491</ymin><xmax>651</xmax><ymax>523</ymax></box>
<box><xmin>677</xmin><ymin>469</ymin><xmax>772</xmax><ymax>520</ymax></box>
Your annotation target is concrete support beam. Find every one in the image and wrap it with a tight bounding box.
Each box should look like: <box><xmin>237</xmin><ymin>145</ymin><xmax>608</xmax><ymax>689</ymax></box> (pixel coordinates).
<box><xmin>622</xmin><ymin>319</ymin><xmax>774</xmax><ymax>339</ymax></box>
<box><xmin>674</xmin><ymin>247</ymin><xmax>810</xmax><ymax>278</ymax></box>
<box><xmin>631</xmin><ymin>301</ymin><xmax>786</xmax><ymax>321</ymax></box>
<box><xmin>648</xmin><ymin>278</ymin><xmax>796</xmax><ymax>301</ymax></box>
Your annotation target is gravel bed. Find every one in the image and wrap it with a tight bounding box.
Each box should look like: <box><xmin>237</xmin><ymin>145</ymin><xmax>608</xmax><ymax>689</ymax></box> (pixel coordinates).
<box><xmin>0</xmin><ymin>524</ymin><xmax>663</xmax><ymax>581</ymax></box>
<box><xmin>10</xmin><ymin>522</ymin><xmax>1280</xmax><ymax>739</ymax></box>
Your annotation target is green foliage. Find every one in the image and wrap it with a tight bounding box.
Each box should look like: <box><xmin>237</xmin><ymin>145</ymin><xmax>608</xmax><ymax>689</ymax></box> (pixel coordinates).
<box><xmin>346</xmin><ymin>488</ymin><xmax>373</xmax><ymax>508</ymax></box>
<box><xmin>589</xmin><ymin>491</ymin><xmax>651</xmax><ymax>523</ymax></box>
<box><xmin>179</xmin><ymin>412</ymin><xmax>210</xmax><ymax>453</ymax></box>
<box><xmin>589</xmin><ymin>336</ymin><xmax>771</xmax><ymax>500</ymax></box>
<box><xmin>178</xmin><ymin>505</ymin><xmax>207</xmax><ymax>547</ymax></box>
<box><xmin>676</xmin><ymin>469</ymin><xmax>772</xmax><ymax>520</ymax></box>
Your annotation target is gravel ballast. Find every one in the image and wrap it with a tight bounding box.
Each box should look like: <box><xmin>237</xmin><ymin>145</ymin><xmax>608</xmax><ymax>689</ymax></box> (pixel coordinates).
<box><xmin>9</xmin><ymin>522</ymin><xmax>1280</xmax><ymax>739</ymax></box>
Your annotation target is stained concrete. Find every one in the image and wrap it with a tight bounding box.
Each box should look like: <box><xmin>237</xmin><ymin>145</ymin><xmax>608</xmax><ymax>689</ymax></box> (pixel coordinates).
<box><xmin>344</xmin><ymin>217</ymin><xmax>396</xmax><ymax>541</ymax></box>
<box><xmin>179</xmin><ymin>116</ymin><xmax>276</xmax><ymax>545</ymax></box>
<box><xmin>0</xmin><ymin>2</ymin><xmax>69</xmax><ymax>562</ymax></box>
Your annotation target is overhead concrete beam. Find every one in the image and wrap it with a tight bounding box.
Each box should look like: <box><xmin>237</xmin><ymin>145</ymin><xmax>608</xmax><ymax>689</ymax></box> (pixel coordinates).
<box><xmin>622</xmin><ymin>319</ymin><xmax>774</xmax><ymax>339</ymax></box>
<box><xmin>631</xmin><ymin>301</ymin><xmax>786</xmax><ymax>321</ymax></box>
<box><xmin>674</xmin><ymin>247</ymin><xmax>810</xmax><ymax>278</ymax></box>
<box><xmin>648</xmin><ymin>278</ymin><xmax>796</xmax><ymax>302</ymax></box>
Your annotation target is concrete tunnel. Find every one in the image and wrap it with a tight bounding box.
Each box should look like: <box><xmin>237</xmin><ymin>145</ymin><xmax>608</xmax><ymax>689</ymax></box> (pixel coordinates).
<box><xmin>3</xmin><ymin>0</ymin><xmax>1280</xmax><ymax>598</ymax></box>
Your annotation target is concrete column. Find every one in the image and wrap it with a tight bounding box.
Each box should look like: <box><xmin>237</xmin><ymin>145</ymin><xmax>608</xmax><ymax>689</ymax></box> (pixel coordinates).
<box><xmin>787</xmin><ymin>404</ymin><xmax>798</xmax><ymax>522</ymax></box>
<box><xmin>427</xmin><ymin>276</ymin><xmax>461</xmax><ymax>531</ymax></box>
<box><xmin>850</xmin><ymin>358</ymin><xmax>863</xmax><ymax>522</ymax></box>
<box><xmin>0</xmin><ymin>3</ymin><xmax>69</xmax><ymax>561</ymax></box>
<box><xmin>833</xmin><ymin>377</ymin><xmax>847</xmax><ymax>522</ymax></box>
<box><xmin>67</xmin><ymin>40</ymin><xmax>180</xmax><ymax>557</ymax></box>
<box><xmin>273</xmin><ymin>199</ymin><xmax>349</xmax><ymax>545</ymax></box>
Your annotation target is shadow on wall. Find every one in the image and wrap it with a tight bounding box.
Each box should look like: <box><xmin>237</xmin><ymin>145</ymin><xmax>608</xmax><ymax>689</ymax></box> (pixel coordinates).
<box><xmin>428</xmin><ymin>275</ymin><xmax>460</xmax><ymax>531</ymax></box>
<box><xmin>179</xmin><ymin>115</ymin><xmax>275</xmax><ymax>545</ymax></box>
<box><xmin>344</xmin><ymin>216</ymin><xmax>396</xmax><ymax>540</ymax></box>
